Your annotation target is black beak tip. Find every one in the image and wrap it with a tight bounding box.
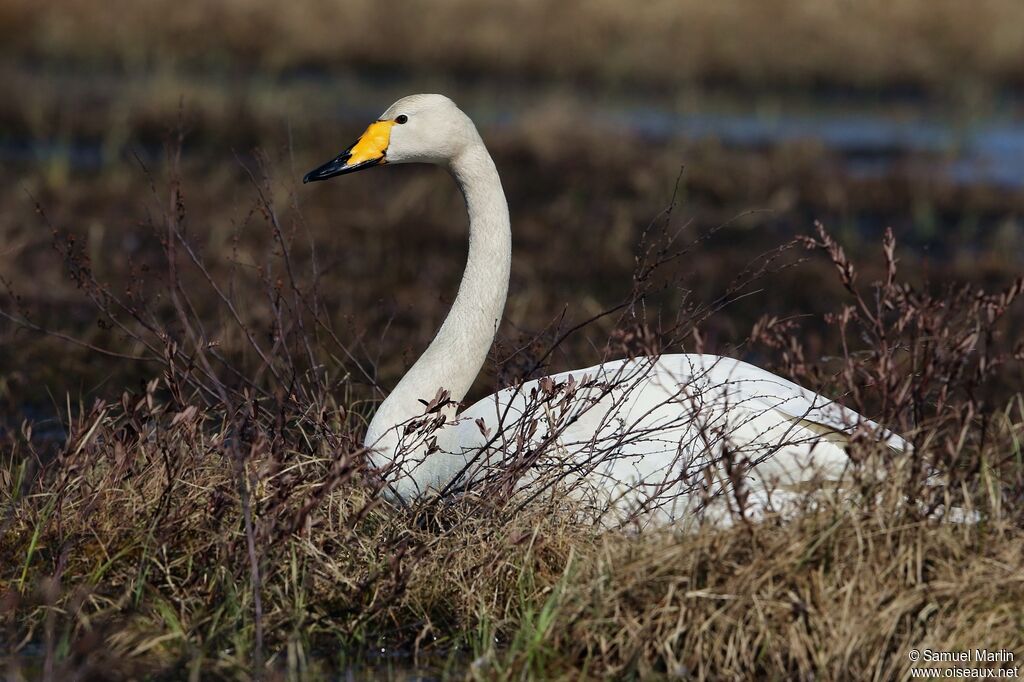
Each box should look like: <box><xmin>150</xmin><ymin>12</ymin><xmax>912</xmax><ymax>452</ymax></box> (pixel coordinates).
<box><xmin>303</xmin><ymin>150</ymin><xmax>383</xmax><ymax>185</ymax></box>
<box><xmin>303</xmin><ymin>151</ymin><xmax>351</xmax><ymax>185</ymax></box>
<box><xmin>303</xmin><ymin>165</ymin><xmax>334</xmax><ymax>184</ymax></box>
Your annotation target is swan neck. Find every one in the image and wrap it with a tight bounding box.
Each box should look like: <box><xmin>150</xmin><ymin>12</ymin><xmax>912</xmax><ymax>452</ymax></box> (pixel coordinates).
<box><xmin>365</xmin><ymin>138</ymin><xmax>511</xmax><ymax>457</ymax></box>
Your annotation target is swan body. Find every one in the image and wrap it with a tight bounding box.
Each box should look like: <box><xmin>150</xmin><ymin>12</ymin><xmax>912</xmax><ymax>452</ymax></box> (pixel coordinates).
<box><xmin>304</xmin><ymin>94</ymin><xmax>906</xmax><ymax>525</ymax></box>
<box><xmin>410</xmin><ymin>354</ymin><xmax>904</xmax><ymax>524</ymax></box>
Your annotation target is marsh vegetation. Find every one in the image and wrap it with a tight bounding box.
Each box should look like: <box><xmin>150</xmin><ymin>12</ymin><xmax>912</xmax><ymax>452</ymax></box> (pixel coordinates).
<box><xmin>2</xmin><ymin>2</ymin><xmax>1024</xmax><ymax>679</ymax></box>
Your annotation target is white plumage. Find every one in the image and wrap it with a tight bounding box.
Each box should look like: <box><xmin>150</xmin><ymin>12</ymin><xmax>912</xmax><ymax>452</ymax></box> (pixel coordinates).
<box><xmin>304</xmin><ymin>94</ymin><xmax>906</xmax><ymax>525</ymax></box>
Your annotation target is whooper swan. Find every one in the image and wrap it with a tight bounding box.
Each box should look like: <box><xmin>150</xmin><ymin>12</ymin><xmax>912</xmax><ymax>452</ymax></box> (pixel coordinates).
<box><xmin>304</xmin><ymin>94</ymin><xmax>906</xmax><ymax>525</ymax></box>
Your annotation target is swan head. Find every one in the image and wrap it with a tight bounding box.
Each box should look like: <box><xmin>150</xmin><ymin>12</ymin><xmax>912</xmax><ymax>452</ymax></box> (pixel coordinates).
<box><xmin>303</xmin><ymin>94</ymin><xmax>477</xmax><ymax>182</ymax></box>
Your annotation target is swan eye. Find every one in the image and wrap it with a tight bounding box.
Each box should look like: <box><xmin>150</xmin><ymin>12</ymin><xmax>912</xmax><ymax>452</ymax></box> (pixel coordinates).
<box><xmin>395</xmin><ymin>114</ymin><xmax>408</xmax><ymax>124</ymax></box>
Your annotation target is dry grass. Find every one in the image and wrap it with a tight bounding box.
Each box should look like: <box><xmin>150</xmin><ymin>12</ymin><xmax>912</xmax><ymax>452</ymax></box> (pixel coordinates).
<box><xmin>4</xmin><ymin>0</ymin><xmax>1024</xmax><ymax>92</ymax></box>
<box><xmin>1</xmin><ymin>394</ymin><xmax>1022</xmax><ymax>679</ymax></box>
<box><xmin>1</xmin><ymin>134</ymin><xmax>1023</xmax><ymax>678</ymax></box>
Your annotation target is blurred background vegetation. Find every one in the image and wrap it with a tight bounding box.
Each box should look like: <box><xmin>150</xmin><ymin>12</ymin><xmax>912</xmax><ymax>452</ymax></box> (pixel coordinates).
<box><xmin>2</xmin><ymin>0</ymin><xmax>1023</xmax><ymax>420</ymax></box>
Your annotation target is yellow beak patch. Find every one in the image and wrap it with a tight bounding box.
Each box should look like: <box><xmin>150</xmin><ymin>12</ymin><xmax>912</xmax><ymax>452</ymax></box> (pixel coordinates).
<box><xmin>347</xmin><ymin>120</ymin><xmax>396</xmax><ymax>166</ymax></box>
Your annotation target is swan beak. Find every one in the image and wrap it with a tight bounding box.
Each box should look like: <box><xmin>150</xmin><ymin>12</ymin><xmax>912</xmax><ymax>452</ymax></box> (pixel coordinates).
<box><xmin>303</xmin><ymin>120</ymin><xmax>396</xmax><ymax>183</ymax></box>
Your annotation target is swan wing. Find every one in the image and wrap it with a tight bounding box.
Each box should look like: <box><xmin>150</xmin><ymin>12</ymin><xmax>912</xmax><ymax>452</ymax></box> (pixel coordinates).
<box><xmin>458</xmin><ymin>354</ymin><xmax>905</xmax><ymax>452</ymax></box>
<box><xmin>671</xmin><ymin>354</ymin><xmax>909</xmax><ymax>451</ymax></box>
<box><xmin>442</xmin><ymin>354</ymin><xmax>906</xmax><ymax>523</ymax></box>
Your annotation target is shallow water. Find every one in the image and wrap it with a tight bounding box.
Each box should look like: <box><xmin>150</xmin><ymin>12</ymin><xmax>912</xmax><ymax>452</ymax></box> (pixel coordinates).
<box><xmin>4</xmin><ymin>68</ymin><xmax>1024</xmax><ymax>189</ymax></box>
<box><xmin>612</xmin><ymin>105</ymin><xmax>1024</xmax><ymax>189</ymax></box>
